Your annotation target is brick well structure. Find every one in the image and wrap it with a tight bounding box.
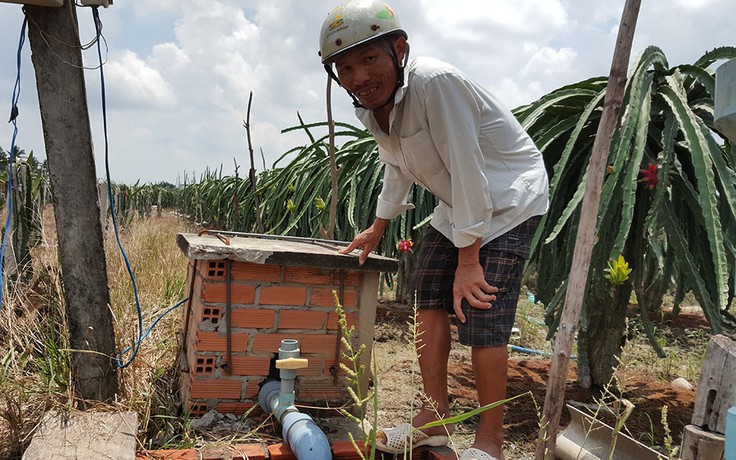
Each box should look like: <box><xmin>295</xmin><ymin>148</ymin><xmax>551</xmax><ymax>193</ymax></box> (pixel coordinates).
<box><xmin>177</xmin><ymin>233</ymin><xmax>397</xmax><ymax>417</ymax></box>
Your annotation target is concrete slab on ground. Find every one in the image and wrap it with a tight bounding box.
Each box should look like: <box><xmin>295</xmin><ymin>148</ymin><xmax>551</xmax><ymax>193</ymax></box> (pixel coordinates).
<box><xmin>23</xmin><ymin>410</ymin><xmax>138</xmax><ymax>460</ymax></box>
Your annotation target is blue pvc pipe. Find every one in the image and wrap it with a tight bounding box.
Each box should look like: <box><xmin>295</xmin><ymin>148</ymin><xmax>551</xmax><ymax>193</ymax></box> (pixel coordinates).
<box><xmin>726</xmin><ymin>406</ymin><xmax>736</xmax><ymax>460</ymax></box>
<box><xmin>281</xmin><ymin>411</ymin><xmax>332</xmax><ymax>459</ymax></box>
<box><xmin>509</xmin><ymin>344</ymin><xmax>577</xmax><ymax>360</ymax></box>
<box><xmin>259</xmin><ymin>380</ymin><xmax>331</xmax><ymax>460</ymax></box>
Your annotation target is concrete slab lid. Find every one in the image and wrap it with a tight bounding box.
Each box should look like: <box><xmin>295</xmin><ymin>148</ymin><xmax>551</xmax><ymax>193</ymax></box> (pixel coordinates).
<box><xmin>177</xmin><ymin>232</ymin><xmax>398</xmax><ymax>272</ymax></box>
<box><xmin>23</xmin><ymin>410</ymin><xmax>138</xmax><ymax>460</ymax></box>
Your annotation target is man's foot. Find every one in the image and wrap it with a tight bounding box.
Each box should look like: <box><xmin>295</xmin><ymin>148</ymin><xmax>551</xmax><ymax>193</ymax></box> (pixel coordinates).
<box><xmin>459</xmin><ymin>446</ymin><xmax>502</xmax><ymax>460</ymax></box>
<box><xmin>374</xmin><ymin>422</ymin><xmax>449</xmax><ymax>454</ymax></box>
<box><xmin>411</xmin><ymin>408</ymin><xmax>454</xmax><ymax>437</ymax></box>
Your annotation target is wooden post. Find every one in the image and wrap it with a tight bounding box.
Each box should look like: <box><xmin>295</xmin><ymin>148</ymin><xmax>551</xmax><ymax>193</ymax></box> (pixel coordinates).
<box><xmin>242</xmin><ymin>91</ymin><xmax>263</xmax><ymax>233</ymax></box>
<box><xmin>325</xmin><ymin>74</ymin><xmax>339</xmax><ymax>241</ymax></box>
<box><xmin>534</xmin><ymin>0</ymin><xmax>642</xmax><ymax>458</ymax></box>
<box><xmin>26</xmin><ymin>1</ymin><xmax>119</xmax><ymax>402</ymax></box>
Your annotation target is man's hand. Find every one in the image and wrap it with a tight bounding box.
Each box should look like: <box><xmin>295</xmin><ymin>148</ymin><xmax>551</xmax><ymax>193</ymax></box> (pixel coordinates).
<box><xmin>338</xmin><ymin>218</ymin><xmax>389</xmax><ymax>265</ymax></box>
<box><xmin>453</xmin><ymin>239</ymin><xmax>498</xmax><ymax>323</ymax></box>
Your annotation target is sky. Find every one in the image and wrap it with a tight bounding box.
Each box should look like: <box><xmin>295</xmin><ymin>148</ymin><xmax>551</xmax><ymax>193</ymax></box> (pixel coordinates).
<box><xmin>0</xmin><ymin>0</ymin><xmax>734</xmax><ymax>185</ymax></box>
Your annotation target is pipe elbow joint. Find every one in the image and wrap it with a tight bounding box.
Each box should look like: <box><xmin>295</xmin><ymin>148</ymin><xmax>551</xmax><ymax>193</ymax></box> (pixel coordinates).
<box><xmin>259</xmin><ymin>379</ymin><xmax>331</xmax><ymax>459</ymax></box>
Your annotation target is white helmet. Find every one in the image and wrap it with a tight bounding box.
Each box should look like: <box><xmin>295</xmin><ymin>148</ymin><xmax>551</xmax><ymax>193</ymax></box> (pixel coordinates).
<box><xmin>319</xmin><ymin>0</ymin><xmax>407</xmax><ymax>64</ymax></box>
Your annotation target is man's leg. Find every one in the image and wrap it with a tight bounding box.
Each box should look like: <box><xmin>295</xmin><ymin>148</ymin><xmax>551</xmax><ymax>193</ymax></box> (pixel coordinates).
<box><xmin>413</xmin><ymin>308</ymin><xmax>452</xmax><ymax>435</ymax></box>
<box><xmin>471</xmin><ymin>345</ymin><xmax>508</xmax><ymax>460</ymax></box>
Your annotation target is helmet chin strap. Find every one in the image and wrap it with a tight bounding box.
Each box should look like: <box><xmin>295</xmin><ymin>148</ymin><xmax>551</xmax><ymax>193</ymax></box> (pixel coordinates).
<box><xmin>324</xmin><ymin>64</ymin><xmax>364</xmax><ymax>108</ymax></box>
<box><xmin>324</xmin><ymin>40</ymin><xmax>411</xmax><ymax>110</ymax></box>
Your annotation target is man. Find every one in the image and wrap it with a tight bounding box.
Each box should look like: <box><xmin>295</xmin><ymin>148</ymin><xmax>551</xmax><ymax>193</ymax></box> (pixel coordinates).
<box><xmin>319</xmin><ymin>2</ymin><xmax>549</xmax><ymax>460</ymax></box>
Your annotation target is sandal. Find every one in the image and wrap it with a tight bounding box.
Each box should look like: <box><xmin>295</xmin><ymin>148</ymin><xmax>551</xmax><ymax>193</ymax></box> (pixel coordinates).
<box><xmin>459</xmin><ymin>447</ymin><xmax>501</xmax><ymax>460</ymax></box>
<box><xmin>374</xmin><ymin>422</ymin><xmax>449</xmax><ymax>454</ymax></box>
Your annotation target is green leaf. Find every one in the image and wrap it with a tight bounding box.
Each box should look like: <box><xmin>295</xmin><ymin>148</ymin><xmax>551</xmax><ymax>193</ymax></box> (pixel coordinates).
<box><xmin>659</xmin><ymin>83</ymin><xmax>730</xmax><ymax>311</ymax></box>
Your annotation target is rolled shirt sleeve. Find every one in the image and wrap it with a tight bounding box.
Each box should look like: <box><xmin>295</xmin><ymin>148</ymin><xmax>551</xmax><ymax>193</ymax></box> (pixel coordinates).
<box><xmin>375</xmin><ymin>161</ymin><xmax>415</xmax><ymax>220</ymax></box>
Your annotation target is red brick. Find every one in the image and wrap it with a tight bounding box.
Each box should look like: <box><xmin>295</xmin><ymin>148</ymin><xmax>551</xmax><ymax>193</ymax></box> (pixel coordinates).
<box><xmin>229</xmin><ymin>444</ymin><xmax>268</xmax><ymax>460</ymax></box>
<box><xmin>259</xmin><ymin>286</ymin><xmax>307</xmax><ymax>306</ymax></box>
<box><xmin>136</xmin><ymin>449</ymin><xmax>198</xmax><ymax>460</ymax></box>
<box><xmin>200</xmin><ymin>305</ymin><xmax>223</xmax><ymax>324</ymax></box>
<box><xmin>201</xmin><ymin>445</ymin><xmax>255</xmax><ymax>460</ymax></box>
<box><xmin>324</xmin><ymin>356</ymin><xmax>351</xmax><ymax>377</ymax></box>
<box><xmin>425</xmin><ymin>446</ymin><xmax>460</xmax><ymax>459</ymax></box>
<box><xmin>301</xmin><ymin>334</ymin><xmax>338</xmax><ymax>354</ymax></box>
<box><xmin>135</xmin><ymin>441</ymin><xmax>450</xmax><ymax>460</ymax></box>
<box><xmin>230</xmin><ymin>308</ymin><xmax>275</xmax><ymax>329</ymax></box>
<box><xmin>279</xmin><ymin>310</ymin><xmax>327</xmax><ymax>330</ymax></box>
<box><xmin>252</xmin><ymin>333</ymin><xmax>302</xmax><ymax>353</ymax></box>
<box><xmin>310</xmin><ymin>287</ymin><xmax>357</xmax><ymax>308</ymax></box>
<box><xmin>196</xmin><ymin>331</ymin><xmax>248</xmax><ymax>352</ymax></box>
<box><xmin>188</xmin><ymin>280</ymin><xmax>205</xmax><ymax>321</ymax></box>
<box><xmin>192</xmin><ymin>356</ymin><xmax>216</xmax><ymax>375</ymax></box>
<box><xmin>201</xmin><ymin>282</ymin><xmax>256</xmax><ymax>304</ymax></box>
<box><xmin>232</xmin><ymin>262</ymin><xmax>281</xmax><ymax>283</ymax></box>
<box><xmin>188</xmin><ymin>401</ymin><xmax>209</xmax><ymax>416</ymax></box>
<box><xmin>268</xmin><ymin>444</ymin><xmax>295</xmax><ymax>460</ymax></box>
<box><xmin>214</xmin><ymin>402</ymin><xmax>255</xmax><ymax>417</ymax></box>
<box><xmin>331</xmin><ymin>441</ymin><xmax>370</xmax><ymax>459</ymax></box>
<box><xmin>297</xmin><ymin>378</ymin><xmax>344</xmax><ymax>401</ymax></box>
<box><xmin>201</xmin><ymin>260</ymin><xmax>227</xmax><ymax>279</ymax></box>
<box><xmin>230</xmin><ymin>356</ymin><xmax>271</xmax><ymax>376</ymax></box>
<box><xmin>295</xmin><ymin>355</ymin><xmax>324</xmax><ymax>377</ymax></box>
<box><xmin>244</xmin><ymin>379</ymin><xmax>263</xmax><ymax>399</ymax></box>
<box><xmin>189</xmin><ymin>379</ymin><xmax>242</xmax><ymax>399</ymax></box>
<box><xmin>284</xmin><ymin>266</ymin><xmax>331</xmax><ymax>285</ymax></box>
<box><xmin>327</xmin><ymin>312</ymin><xmax>359</xmax><ymax>331</ymax></box>
<box><xmin>333</xmin><ymin>270</ymin><xmax>363</xmax><ymax>286</ymax></box>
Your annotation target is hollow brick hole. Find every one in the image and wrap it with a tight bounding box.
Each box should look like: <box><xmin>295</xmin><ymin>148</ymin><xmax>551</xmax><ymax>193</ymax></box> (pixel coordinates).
<box><xmin>195</xmin><ymin>356</ymin><xmax>216</xmax><ymax>375</ymax></box>
<box><xmin>189</xmin><ymin>402</ymin><xmax>209</xmax><ymax>416</ymax></box>
<box><xmin>207</xmin><ymin>260</ymin><xmax>226</xmax><ymax>278</ymax></box>
<box><xmin>202</xmin><ymin>306</ymin><xmax>222</xmax><ymax>324</ymax></box>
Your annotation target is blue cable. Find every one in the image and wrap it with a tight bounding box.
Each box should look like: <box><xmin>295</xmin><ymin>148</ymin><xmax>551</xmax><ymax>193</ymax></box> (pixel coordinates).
<box><xmin>117</xmin><ymin>297</ymin><xmax>189</xmax><ymax>358</ymax></box>
<box><xmin>0</xmin><ymin>17</ymin><xmax>28</xmax><ymax>315</ymax></box>
<box><xmin>89</xmin><ymin>7</ymin><xmax>185</xmax><ymax>367</ymax></box>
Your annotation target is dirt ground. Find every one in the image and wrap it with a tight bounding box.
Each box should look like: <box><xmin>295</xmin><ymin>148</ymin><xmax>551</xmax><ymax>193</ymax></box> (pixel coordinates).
<box><xmin>361</xmin><ymin>300</ymin><xmax>702</xmax><ymax>459</ymax></box>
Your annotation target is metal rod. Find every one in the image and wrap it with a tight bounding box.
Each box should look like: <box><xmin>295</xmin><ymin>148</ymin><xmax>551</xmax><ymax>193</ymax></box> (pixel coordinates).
<box><xmin>202</xmin><ymin>230</ymin><xmax>350</xmax><ymax>247</ymax></box>
<box><xmin>225</xmin><ymin>259</ymin><xmax>233</xmax><ymax>375</ymax></box>
<box><xmin>180</xmin><ymin>260</ymin><xmax>198</xmax><ymax>373</ymax></box>
<box><xmin>332</xmin><ymin>269</ymin><xmax>345</xmax><ymax>385</ymax></box>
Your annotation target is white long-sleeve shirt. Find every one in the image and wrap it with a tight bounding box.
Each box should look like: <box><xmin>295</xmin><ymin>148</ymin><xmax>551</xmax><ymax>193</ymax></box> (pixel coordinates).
<box><xmin>356</xmin><ymin>56</ymin><xmax>549</xmax><ymax>248</ymax></box>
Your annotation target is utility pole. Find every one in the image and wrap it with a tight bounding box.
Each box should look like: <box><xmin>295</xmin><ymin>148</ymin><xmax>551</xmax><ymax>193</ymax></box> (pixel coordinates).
<box><xmin>25</xmin><ymin>1</ymin><xmax>119</xmax><ymax>402</ymax></box>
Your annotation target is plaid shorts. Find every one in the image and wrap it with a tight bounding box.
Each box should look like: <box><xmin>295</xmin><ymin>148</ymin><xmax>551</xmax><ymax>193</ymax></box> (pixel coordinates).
<box><xmin>410</xmin><ymin>216</ymin><xmax>540</xmax><ymax>347</ymax></box>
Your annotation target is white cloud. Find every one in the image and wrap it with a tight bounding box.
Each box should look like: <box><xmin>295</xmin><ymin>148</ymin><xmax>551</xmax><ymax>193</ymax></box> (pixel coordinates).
<box><xmin>521</xmin><ymin>46</ymin><xmax>577</xmax><ymax>79</ymax></box>
<box><xmin>105</xmin><ymin>50</ymin><xmax>176</xmax><ymax>109</ymax></box>
<box><xmin>151</xmin><ymin>42</ymin><xmax>190</xmax><ymax>71</ymax></box>
<box><xmin>0</xmin><ymin>0</ymin><xmax>734</xmax><ymax>184</ymax></box>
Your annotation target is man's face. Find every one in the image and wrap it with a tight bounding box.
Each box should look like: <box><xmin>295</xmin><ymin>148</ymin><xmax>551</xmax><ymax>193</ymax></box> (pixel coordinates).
<box><xmin>333</xmin><ymin>39</ymin><xmax>402</xmax><ymax>110</ymax></box>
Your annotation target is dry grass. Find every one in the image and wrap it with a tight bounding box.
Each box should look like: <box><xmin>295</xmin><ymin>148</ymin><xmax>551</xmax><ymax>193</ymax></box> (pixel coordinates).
<box><xmin>104</xmin><ymin>212</ymin><xmax>196</xmax><ymax>450</ymax></box>
<box><xmin>0</xmin><ymin>207</ymin><xmax>195</xmax><ymax>457</ymax></box>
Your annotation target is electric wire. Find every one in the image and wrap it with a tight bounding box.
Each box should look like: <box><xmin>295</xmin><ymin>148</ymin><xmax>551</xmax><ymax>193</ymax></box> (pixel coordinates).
<box><xmin>90</xmin><ymin>7</ymin><xmax>185</xmax><ymax>368</ymax></box>
<box><xmin>24</xmin><ymin>6</ymin><xmax>108</xmax><ymax>70</ymax></box>
<box><xmin>0</xmin><ymin>17</ymin><xmax>29</xmax><ymax>314</ymax></box>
